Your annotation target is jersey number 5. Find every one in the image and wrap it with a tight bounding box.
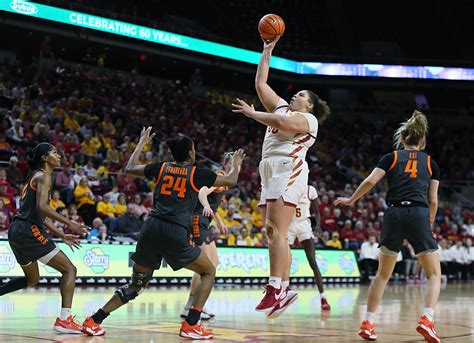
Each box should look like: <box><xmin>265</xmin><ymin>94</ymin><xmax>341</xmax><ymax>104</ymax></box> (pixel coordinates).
<box><xmin>160</xmin><ymin>176</ymin><xmax>187</xmax><ymax>198</ymax></box>
<box><xmin>404</xmin><ymin>160</ymin><xmax>418</xmax><ymax>178</ymax></box>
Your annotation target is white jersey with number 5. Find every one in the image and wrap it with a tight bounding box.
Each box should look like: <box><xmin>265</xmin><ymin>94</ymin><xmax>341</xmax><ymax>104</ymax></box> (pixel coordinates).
<box><xmin>293</xmin><ymin>185</ymin><xmax>318</xmax><ymax>222</ymax></box>
<box><xmin>262</xmin><ymin>98</ymin><xmax>319</xmax><ymax>159</ymax></box>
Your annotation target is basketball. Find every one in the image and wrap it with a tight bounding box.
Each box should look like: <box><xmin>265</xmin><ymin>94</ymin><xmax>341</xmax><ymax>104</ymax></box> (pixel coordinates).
<box><xmin>258</xmin><ymin>14</ymin><xmax>285</xmax><ymax>41</ymax></box>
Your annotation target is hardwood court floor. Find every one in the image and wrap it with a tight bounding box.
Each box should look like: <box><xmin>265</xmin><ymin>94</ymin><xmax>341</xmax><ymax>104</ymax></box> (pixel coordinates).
<box><xmin>0</xmin><ymin>283</ymin><xmax>473</xmax><ymax>342</ymax></box>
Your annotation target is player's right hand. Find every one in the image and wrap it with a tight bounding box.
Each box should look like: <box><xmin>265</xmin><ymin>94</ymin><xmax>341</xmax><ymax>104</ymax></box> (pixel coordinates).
<box><xmin>231</xmin><ymin>149</ymin><xmax>246</xmax><ymax>166</ymax></box>
<box><xmin>202</xmin><ymin>206</ymin><xmax>213</xmax><ymax>217</ymax></box>
<box><xmin>139</xmin><ymin>126</ymin><xmax>156</xmax><ymax>145</ymax></box>
<box><xmin>69</xmin><ymin>221</ymin><xmax>90</xmax><ymax>236</ymax></box>
<box><xmin>262</xmin><ymin>35</ymin><xmax>280</xmax><ymax>50</ymax></box>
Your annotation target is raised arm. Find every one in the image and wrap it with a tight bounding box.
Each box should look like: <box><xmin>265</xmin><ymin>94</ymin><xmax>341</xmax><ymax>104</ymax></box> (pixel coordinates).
<box><xmin>36</xmin><ymin>173</ymin><xmax>88</xmax><ymax>235</ymax></box>
<box><xmin>125</xmin><ymin>127</ymin><xmax>156</xmax><ymax>177</ymax></box>
<box><xmin>255</xmin><ymin>38</ymin><xmax>281</xmax><ymax>112</ymax></box>
<box><xmin>232</xmin><ymin>98</ymin><xmax>310</xmax><ymax>134</ymax></box>
<box><xmin>334</xmin><ymin>168</ymin><xmax>386</xmax><ymax>207</ymax></box>
<box><xmin>213</xmin><ymin>149</ymin><xmax>246</xmax><ymax>187</ymax></box>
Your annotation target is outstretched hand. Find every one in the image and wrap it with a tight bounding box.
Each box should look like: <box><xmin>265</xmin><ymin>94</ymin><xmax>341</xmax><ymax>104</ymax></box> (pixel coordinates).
<box><xmin>262</xmin><ymin>35</ymin><xmax>280</xmax><ymax>50</ymax></box>
<box><xmin>231</xmin><ymin>149</ymin><xmax>246</xmax><ymax>166</ymax></box>
<box><xmin>334</xmin><ymin>197</ymin><xmax>354</xmax><ymax>207</ymax></box>
<box><xmin>62</xmin><ymin>234</ymin><xmax>82</xmax><ymax>252</ymax></box>
<box><xmin>139</xmin><ymin>126</ymin><xmax>156</xmax><ymax>145</ymax></box>
<box><xmin>232</xmin><ymin>98</ymin><xmax>256</xmax><ymax>118</ymax></box>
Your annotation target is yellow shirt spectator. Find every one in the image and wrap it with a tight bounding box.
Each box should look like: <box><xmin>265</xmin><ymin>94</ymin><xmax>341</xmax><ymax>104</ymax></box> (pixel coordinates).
<box><xmin>97</xmin><ymin>165</ymin><xmax>109</xmax><ymax>179</ymax></box>
<box><xmin>74</xmin><ymin>181</ymin><xmax>95</xmax><ymax>208</ymax></box>
<box><xmin>227</xmin><ymin>234</ymin><xmax>236</xmax><ymax>246</ymax></box>
<box><xmin>49</xmin><ymin>198</ymin><xmax>65</xmax><ymax>211</ymax></box>
<box><xmin>64</xmin><ymin>113</ymin><xmax>81</xmax><ymax>131</ymax></box>
<box><xmin>326</xmin><ymin>236</ymin><xmax>343</xmax><ymax>250</ymax></box>
<box><xmin>97</xmin><ymin>200</ymin><xmax>116</xmax><ymax>218</ymax></box>
<box><xmin>114</xmin><ymin>203</ymin><xmax>127</xmax><ymax>216</ymax></box>
<box><xmin>81</xmin><ymin>140</ymin><xmax>97</xmax><ymax>155</ymax></box>
<box><xmin>251</xmin><ymin>210</ymin><xmax>263</xmax><ymax>228</ymax></box>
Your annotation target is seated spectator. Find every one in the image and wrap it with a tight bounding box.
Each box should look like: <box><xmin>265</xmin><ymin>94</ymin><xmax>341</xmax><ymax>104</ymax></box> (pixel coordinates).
<box><xmin>321</xmin><ymin>231</ymin><xmax>330</xmax><ymax>246</ymax></box>
<box><xmin>74</xmin><ymin>176</ymin><xmax>96</xmax><ymax>226</ymax></box>
<box><xmin>400</xmin><ymin>239</ymin><xmax>417</xmax><ymax>281</ymax></box>
<box><xmin>84</xmin><ymin>160</ymin><xmax>97</xmax><ymax>180</ymax></box>
<box><xmin>97</xmin><ymin>193</ymin><xmax>119</xmax><ymax>232</ymax></box>
<box><xmin>438</xmin><ymin>238</ymin><xmax>451</xmax><ymax>278</ymax></box>
<box><xmin>449</xmin><ymin>240</ymin><xmax>468</xmax><ymax>280</ymax></box>
<box><xmin>0</xmin><ymin>180</ymin><xmax>16</xmax><ymax>213</ymax></box>
<box><xmin>55</xmin><ymin>166</ymin><xmax>75</xmax><ymax>205</ymax></box>
<box><xmin>88</xmin><ymin>217</ymin><xmax>107</xmax><ymax>242</ymax></box>
<box><xmin>114</xmin><ymin>208</ymin><xmax>142</xmax><ymax>240</ymax></box>
<box><xmin>73</xmin><ymin>166</ymin><xmax>87</xmax><ymax>186</ymax></box>
<box><xmin>247</xmin><ymin>227</ymin><xmax>260</xmax><ymax>246</ymax></box>
<box><xmin>359</xmin><ymin>235</ymin><xmax>379</xmax><ymax>282</ymax></box>
<box><xmin>118</xmin><ymin>173</ymin><xmax>137</xmax><ymax>199</ymax></box>
<box><xmin>326</xmin><ymin>231</ymin><xmax>342</xmax><ymax>249</ymax></box>
<box><xmin>256</xmin><ymin>227</ymin><xmax>268</xmax><ymax>247</ymax></box>
<box><xmin>114</xmin><ymin>193</ymin><xmax>127</xmax><ymax>216</ymax></box>
<box><xmin>127</xmin><ymin>194</ymin><xmax>149</xmax><ymax>219</ymax></box>
<box><xmin>6</xmin><ymin>156</ymin><xmax>23</xmax><ymax>188</ymax></box>
<box><xmin>104</xmin><ymin>185</ymin><xmax>121</xmax><ymax>205</ymax></box>
<box><xmin>49</xmin><ymin>190</ymin><xmax>66</xmax><ymax>211</ymax></box>
<box><xmin>0</xmin><ymin>199</ymin><xmax>11</xmax><ymax>233</ymax></box>
<box><xmin>0</xmin><ymin>169</ymin><xmax>16</xmax><ymax>198</ymax></box>
<box><xmin>0</xmin><ymin>134</ymin><xmax>13</xmax><ymax>157</ymax></box>
<box><xmin>236</xmin><ymin>228</ymin><xmax>247</xmax><ymax>246</ymax></box>
<box><xmin>67</xmin><ymin>203</ymin><xmax>84</xmax><ymax>224</ymax></box>
<box><xmin>341</xmin><ymin>219</ymin><xmax>359</xmax><ymax>250</ymax></box>
<box><xmin>52</xmin><ymin>206</ymin><xmax>69</xmax><ymax>236</ymax></box>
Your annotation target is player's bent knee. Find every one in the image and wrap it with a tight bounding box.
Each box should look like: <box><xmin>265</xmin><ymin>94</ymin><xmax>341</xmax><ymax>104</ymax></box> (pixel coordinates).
<box><xmin>116</xmin><ymin>267</ymin><xmax>153</xmax><ymax>304</ymax></box>
<box><xmin>265</xmin><ymin>219</ymin><xmax>278</xmax><ymax>243</ymax></box>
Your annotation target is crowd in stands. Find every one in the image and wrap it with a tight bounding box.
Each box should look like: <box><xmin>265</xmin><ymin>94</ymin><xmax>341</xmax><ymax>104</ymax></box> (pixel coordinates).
<box><xmin>0</xmin><ymin>58</ymin><xmax>473</xmax><ymax>282</ymax></box>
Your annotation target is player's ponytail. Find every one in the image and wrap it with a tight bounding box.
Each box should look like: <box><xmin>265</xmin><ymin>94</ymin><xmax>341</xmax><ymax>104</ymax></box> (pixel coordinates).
<box><xmin>27</xmin><ymin>142</ymin><xmax>54</xmax><ymax>171</ymax></box>
<box><xmin>306</xmin><ymin>90</ymin><xmax>330</xmax><ymax>124</ymax></box>
<box><xmin>166</xmin><ymin>135</ymin><xmax>194</xmax><ymax>162</ymax></box>
<box><xmin>393</xmin><ymin>110</ymin><xmax>428</xmax><ymax>150</ymax></box>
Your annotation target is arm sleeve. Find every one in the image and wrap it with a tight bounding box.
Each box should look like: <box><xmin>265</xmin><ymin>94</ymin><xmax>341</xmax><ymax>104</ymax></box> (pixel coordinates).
<box><xmin>308</xmin><ymin>185</ymin><xmax>318</xmax><ymax>200</ymax></box>
<box><xmin>273</xmin><ymin>98</ymin><xmax>290</xmax><ymax>114</ymax></box>
<box><xmin>144</xmin><ymin>162</ymin><xmax>163</xmax><ymax>179</ymax></box>
<box><xmin>431</xmin><ymin>159</ymin><xmax>440</xmax><ymax>180</ymax></box>
<box><xmin>300</xmin><ymin>112</ymin><xmax>319</xmax><ymax>135</ymax></box>
<box><xmin>376</xmin><ymin>153</ymin><xmax>395</xmax><ymax>172</ymax></box>
<box><xmin>193</xmin><ymin>168</ymin><xmax>218</xmax><ymax>190</ymax></box>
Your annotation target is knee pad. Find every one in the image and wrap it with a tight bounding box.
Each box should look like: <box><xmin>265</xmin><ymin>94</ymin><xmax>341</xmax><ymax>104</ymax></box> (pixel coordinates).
<box><xmin>116</xmin><ymin>266</ymin><xmax>153</xmax><ymax>304</ymax></box>
<box><xmin>265</xmin><ymin>219</ymin><xmax>278</xmax><ymax>243</ymax></box>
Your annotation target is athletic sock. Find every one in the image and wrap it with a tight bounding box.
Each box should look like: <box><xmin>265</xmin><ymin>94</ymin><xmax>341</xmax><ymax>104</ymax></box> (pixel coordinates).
<box><xmin>184</xmin><ymin>295</ymin><xmax>194</xmax><ymax>310</ymax></box>
<box><xmin>91</xmin><ymin>308</ymin><xmax>109</xmax><ymax>324</ymax></box>
<box><xmin>365</xmin><ymin>311</ymin><xmax>375</xmax><ymax>324</ymax></box>
<box><xmin>281</xmin><ymin>280</ymin><xmax>289</xmax><ymax>289</ymax></box>
<box><xmin>269</xmin><ymin>276</ymin><xmax>282</xmax><ymax>289</ymax></box>
<box><xmin>186</xmin><ymin>306</ymin><xmax>201</xmax><ymax>326</ymax></box>
<box><xmin>0</xmin><ymin>277</ymin><xmax>28</xmax><ymax>296</ymax></box>
<box><xmin>320</xmin><ymin>293</ymin><xmax>326</xmax><ymax>299</ymax></box>
<box><xmin>422</xmin><ymin>307</ymin><xmax>434</xmax><ymax>322</ymax></box>
<box><xmin>60</xmin><ymin>308</ymin><xmax>71</xmax><ymax>320</ymax></box>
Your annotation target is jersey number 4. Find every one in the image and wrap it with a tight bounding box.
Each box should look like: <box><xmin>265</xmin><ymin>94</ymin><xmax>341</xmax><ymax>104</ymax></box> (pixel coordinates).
<box><xmin>160</xmin><ymin>175</ymin><xmax>187</xmax><ymax>198</ymax></box>
<box><xmin>404</xmin><ymin>160</ymin><xmax>418</xmax><ymax>178</ymax></box>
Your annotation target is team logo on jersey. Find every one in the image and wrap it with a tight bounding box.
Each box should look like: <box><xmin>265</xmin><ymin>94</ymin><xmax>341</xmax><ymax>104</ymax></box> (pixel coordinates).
<box><xmin>338</xmin><ymin>253</ymin><xmax>356</xmax><ymax>275</ymax></box>
<box><xmin>10</xmin><ymin>0</ymin><xmax>38</xmax><ymax>15</ymax></box>
<box><xmin>315</xmin><ymin>253</ymin><xmax>328</xmax><ymax>274</ymax></box>
<box><xmin>0</xmin><ymin>245</ymin><xmax>15</xmax><ymax>272</ymax></box>
<box><xmin>84</xmin><ymin>248</ymin><xmax>110</xmax><ymax>274</ymax></box>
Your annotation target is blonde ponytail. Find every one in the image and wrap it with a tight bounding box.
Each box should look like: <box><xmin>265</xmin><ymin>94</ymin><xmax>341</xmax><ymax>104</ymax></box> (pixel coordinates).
<box><xmin>393</xmin><ymin>110</ymin><xmax>428</xmax><ymax>150</ymax></box>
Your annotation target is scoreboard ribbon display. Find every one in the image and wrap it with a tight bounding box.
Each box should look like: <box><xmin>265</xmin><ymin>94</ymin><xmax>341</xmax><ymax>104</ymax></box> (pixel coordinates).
<box><xmin>0</xmin><ymin>240</ymin><xmax>360</xmax><ymax>278</ymax></box>
<box><xmin>1</xmin><ymin>1</ymin><xmax>474</xmax><ymax>80</ymax></box>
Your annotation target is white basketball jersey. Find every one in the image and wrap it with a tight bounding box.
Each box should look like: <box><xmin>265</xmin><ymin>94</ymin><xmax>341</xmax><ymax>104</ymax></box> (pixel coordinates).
<box><xmin>293</xmin><ymin>185</ymin><xmax>318</xmax><ymax>222</ymax></box>
<box><xmin>261</xmin><ymin>98</ymin><xmax>319</xmax><ymax>159</ymax></box>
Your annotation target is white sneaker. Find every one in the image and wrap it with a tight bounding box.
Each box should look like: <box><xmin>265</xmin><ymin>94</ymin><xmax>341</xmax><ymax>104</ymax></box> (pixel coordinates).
<box><xmin>180</xmin><ymin>308</ymin><xmax>212</xmax><ymax>321</ymax></box>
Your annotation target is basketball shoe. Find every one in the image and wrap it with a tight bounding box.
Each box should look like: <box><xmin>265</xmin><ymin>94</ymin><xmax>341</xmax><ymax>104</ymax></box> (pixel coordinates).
<box><xmin>179</xmin><ymin>320</ymin><xmax>214</xmax><ymax>340</ymax></box>
<box><xmin>53</xmin><ymin>315</ymin><xmax>83</xmax><ymax>334</ymax></box>
<box><xmin>82</xmin><ymin>316</ymin><xmax>106</xmax><ymax>336</ymax></box>
<box><xmin>359</xmin><ymin>320</ymin><xmax>377</xmax><ymax>340</ymax></box>
<box><xmin>416</xmin><ymin>315</ymin><xmax>440</xmax><ymax>343</ymax></box>
<box><xmin>267</xmin><ymin>286</ymin><xmax>299</xmax><ymax>319</ymax></box>
<box><xmin>255</xmin><ymin>284</ymin><xmax>288</xmax><ymax>314</ymax></box>
<box><xmin>321</xmin><ymin>297</ymin><xmax>331</xmax><ymax>311</ymax></box>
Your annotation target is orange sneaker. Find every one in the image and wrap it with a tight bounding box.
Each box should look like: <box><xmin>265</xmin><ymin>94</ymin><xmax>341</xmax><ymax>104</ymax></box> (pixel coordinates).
<box><xmin>179</xmin><ymin>320</ymin><xmax>214</xmax><ymax>340</ymax></box>
<box><xmin>416</xmin><ymin>315</ymin><xmax>440</xmax><ymax>343</ymax></box>
<box><xmin>53</xmin><ymin>315</ymin><xmax>83</xmax><ymax>334</ymax></box>
<box><xmin>82</xmin><ymin>316</ymin><xmax>106</xmax><ymax>336</ymax></box>
<box><xmin>359</xmin><ymin>320</ymin><xmax>377</xmax><ymax>340</ymax></box>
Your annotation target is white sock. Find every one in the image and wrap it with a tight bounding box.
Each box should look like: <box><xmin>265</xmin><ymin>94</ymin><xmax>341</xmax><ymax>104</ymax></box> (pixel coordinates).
<box><xmin>422</xmin><ymin>307</ymin><xmax>434</xmax><ymax>322</ymax></box>
<box><xmin>269</xmin><ymin>276</ymin><xmax>282</xmax><ymax>289</ymax></box>
<box><xmin>365</xmin><ymin>311</ymin><xmax>375</xmax><ymax>324</ymax></box>
<box><xmin>320</xmin><ymin>293</ymin><xmax>326</xmax><ymax>299</ymax></box>
<box><xmin>184</xmin><ymin>295</ymin><xmax>193</xmax><ymax>310</ymax></box>
<box><xmin>281</xmin><ymin>280</ymin><xmax>289</xmax><ymax>289</ymax></box>
<box><xmin>60</xmin><ymin>308</ymin><xmax>71</xmax><ymax>320</ymax></box>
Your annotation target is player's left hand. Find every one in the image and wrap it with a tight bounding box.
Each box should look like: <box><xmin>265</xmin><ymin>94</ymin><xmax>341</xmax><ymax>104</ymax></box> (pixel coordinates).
<box><xmin>218</xmin><ymin>223</ymin><xmax>229</xmax><ymax>235</ymax></box>
<box><xmin>232</xmin><ymin>98</ymin><xmax>256</xmax><ymax>117</ymax></box>
<box><xmin>334</xmin><ymin>197</ymin><xmax>353</xmax><ymax>207</ymax></box>
<box><xmin>202</xmin><ymin>206</ymin><xmax>213</xmax><ymax>217</ymax></box>
<box><xmin>62</xmin><ymin>234</ymin><xmax>82</xmax><ymax>252</ymax></box>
